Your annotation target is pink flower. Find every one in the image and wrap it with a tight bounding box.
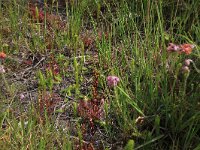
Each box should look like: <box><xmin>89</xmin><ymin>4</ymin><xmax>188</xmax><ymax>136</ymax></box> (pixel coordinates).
<box><xmin>20</xmin><ymin>94</ymin><xmax>25</xmax><ymax>100</ymax></box>
<box><xmin>180</xmin><ymin>44</ymin><xmax>195</xmax><ymax>55</ymax></box>
<box><xmin>167</xmin><ymin>43</ymin><xmax>181</xmax><ymax>52</ymax></box>
<box><xmin>182</xmin><ymin>66</ymin><xmax>190</xmax><ymax>73</ymax></box>
<box><xmin>184</xmin><ymin>59</ymin><xmax>193</xmax><ymax>66</ymax></box>
<box><xmin>107</xmin><ymin>76</ymin><xmax>120</xmax><ymax>87</ymax></box>
<box><xmin>167</xmin><ymin>43</ymin><xmax>195</xmax><ymax>55</ymax></box>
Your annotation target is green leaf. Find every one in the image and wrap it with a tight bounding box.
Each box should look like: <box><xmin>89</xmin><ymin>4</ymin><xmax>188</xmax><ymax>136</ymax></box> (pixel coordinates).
<box><xmin>124</xmin><ymin>139</ymin><xmax>135</xmax><ymax>150</ymax></box>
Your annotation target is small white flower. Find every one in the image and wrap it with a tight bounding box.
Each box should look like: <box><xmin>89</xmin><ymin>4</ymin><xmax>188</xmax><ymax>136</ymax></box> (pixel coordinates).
<box><xmin>0</xmin><ymin>65</ymin><xmax>5</xmax><ymax>73</ymax></box>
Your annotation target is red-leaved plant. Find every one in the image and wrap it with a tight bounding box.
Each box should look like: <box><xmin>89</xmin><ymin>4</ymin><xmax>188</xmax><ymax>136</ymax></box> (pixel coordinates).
<box><xmin>78</xmin><ymin>70</ymin><xmax>105</xmax><ymax>134</ymax></box>
<box><xmin>38</xmin><ymin>92</ymin><xmax>62</xmax><ymax>124</ymax></box>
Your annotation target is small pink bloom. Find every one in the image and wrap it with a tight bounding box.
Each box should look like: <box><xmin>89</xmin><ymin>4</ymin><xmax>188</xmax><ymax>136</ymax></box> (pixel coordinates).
<box><xmin>184</xmin><ymin>59</ymin><xmax>193</xmax><ymax>66</ymax></box>
<box><xmin>107</xmin><ymin>76</ymin><xmax>120</xmax><ymax>87</ymax></box>
<box><xmin>182</xmin><ymin>66</ymin><xmax>190</xmax><ymax>73</ymax></box>
<box><xmin>20</xmin><ymin>94</ymin><xmax>25</xmax><ymax>100</ymax></box>
<box><xmin>167</xmin><ymin>43</ymin><xmax>181</xmax><ymax>52</ymax></box>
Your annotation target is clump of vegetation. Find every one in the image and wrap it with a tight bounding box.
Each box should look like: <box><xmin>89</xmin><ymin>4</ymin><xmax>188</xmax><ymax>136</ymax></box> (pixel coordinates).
<box><xmin>0</xmin><ymin>0</ymin><xmax>199</xmax><ymax>149</ymax></box>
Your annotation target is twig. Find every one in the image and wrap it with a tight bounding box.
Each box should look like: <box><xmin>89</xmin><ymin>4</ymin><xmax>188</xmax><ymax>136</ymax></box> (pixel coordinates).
<box><xmin>21</xmin><ymin>56</ymin><xmax>45</xmax><ymax>76</ymax></box>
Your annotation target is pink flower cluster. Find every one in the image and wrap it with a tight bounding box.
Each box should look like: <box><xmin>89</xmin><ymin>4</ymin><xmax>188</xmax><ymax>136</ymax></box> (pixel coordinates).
<box><xmin>167</xmin><ymin>43</ymin><xmax>195</xmax><ymax>55</ymax></box>
<box><xmin>107</xmin><ymin>76</ymin><xmax>120</xmax><ymax>87</ymax></box>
